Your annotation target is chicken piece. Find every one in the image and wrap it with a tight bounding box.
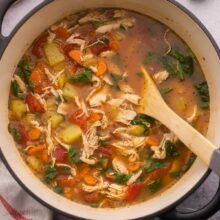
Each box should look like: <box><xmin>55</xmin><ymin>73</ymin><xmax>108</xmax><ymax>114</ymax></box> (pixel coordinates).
<box><xmin>113</xmin><ymin>9</ymin><xmax>126</xmax><ymax>18</ymax></box>
<box><xmin>81</xmin><ymin>177</ymin><xmax>109</xmax><ymax>192</ymax></box>
<box><xmin>116</xmin><ymin>108</ymin><xmax>136</xmax><ymax>124</ymax></box>
<box><xmin>103</xmin><ymin>184</ymin><xmax>127</xmax><ymax>200</ymax></box>
<box><xmin>112</xmin><ymin>157</ymin><xmax>129</xmax><ymax>175</ymax></box>
<box><xmin>56</xmin><ymin>163</ymin><xmax>76</xmax><ymax>176</ymax></box>
<box><xmin>153</xmin><ymin>70</ymin><xmax>169</xmax><ymax>84</ymax></box>
<box><xmin>186</xmin><ymin>105</ymin><xmax>198</xmax><ymax>123</ymax></box>
<box><xmin>78</xmin><ymin>11</ymin><xmax>106</xmax><ymax>24</ymax></box>
<box><xmin>121</xmin><ymin>93</ymin><xmax>141</xmax><ymax>105</ymax></box>
<box><xmin>13</xmin><ymin>75</ymin><xmax>27</xmax><ymax>94</ymax></box>
<box><xmin>89</xmin><ymin>91</ymin><xmax>107</xmax><ymax>107</ymax></box>
<box><xmin>127</xmin><ymin>169</ymin><xmax>142</xmax><ymax>185</ymax></box>
<box><xmin>57</xmin><ymin>103</ymin><xmax>69</xmax><ymax>115</ymax></box>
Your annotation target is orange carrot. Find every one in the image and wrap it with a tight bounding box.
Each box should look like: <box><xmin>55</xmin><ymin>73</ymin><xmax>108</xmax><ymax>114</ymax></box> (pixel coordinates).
<box><xmin>105</xmin><ymin>173</ymin><xmax>116</xmax><ymax>182</ymax></box>
<box><xmin>96</xmin><ymin>60</ymin><xmax>107</xmax><ymax>76</ymax></box>
<box><xmin>88</xmin><ymin>112</ymin><xmax>102</xmax><ymax>123</ymax></box>
<box><xmin>78</xmin><ymin>166</ymin><xmax>90</xmax><ymax>179</ymax></box>
<box><xmin>63</xmin><ymin>188</ymin><xmax>74</xmax><ymax>200</ymax></box>
<box><xmin>146</xmin><ymin>136</ymin><xmax>160</xmax><ymax>146</ymax></box>
<box><xmin>110</xmin><ymin>41</ymin><xmax>120</xmax><ymax>52</ymax></box>
<box><xmin>68</xmin><ymin>50</ymin><xmax>83</xmax><ymax>65</ymax></box>
<box><xmin>28</xmin><ymin>128</ymin><xmax>41</xmax><ymax>141</ymax></box>
<box><xmin>128</xmin><ymin>163</ymin><xmax>141</xmax><ymax>172</ymax></box>
<box><xmin>84</xmin><ymin>174</ymin><xmax>98</xmax><ymax>186</ymax></box>
<box><xmin>41</xmin><ymin>149</ymin><xmax>49</xmax><ymax>164</ymax></box>
<box><xmin>27</xmin><ymin>144</ymin><xmax>45</xmax><ymax>155</ymax></box>
<box><xmin>54</xmin><ymin>27</ymin><xmax>70</xmax><ymax>39</ymax></box>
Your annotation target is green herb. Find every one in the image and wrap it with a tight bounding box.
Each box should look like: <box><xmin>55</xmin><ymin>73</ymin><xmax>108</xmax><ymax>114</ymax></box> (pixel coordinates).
<box><xmin>148</xmin><ymin>179</ymin><xmax>162</xmax><ymax>193</ymax></box>
<box><xmin>90</xmin><ymin>203</ymin><xmax>99</xmax><ymax>208</ymax></box>
<box><xmin>170</xmin><ymin>171</ymin><xmax>181</xmax><ymax>178</ymax></box>
<box><xmin>44</xmin><ymin>166</ymin><xmax>58</xmax><ymax>183</ymax></box>
<box><xmin>96</xmin><ymin>37</ymin><xmax>110</xmax><ymax>46</ymax></box>
<box><xmin>115</xmin><ymin>173</ymin><xmax>131</xmax><ymax>185</ymax></box>
<box><xmin>183</xmin><ymin>154</ymin><xmax>196</xmax><ymax>172</ymax></box>
<box><xmin>18</xmin><ymin>59</ymin><xmax>35</xmax><ymax>91</ymax></box>
<box><xmin>195</xmin><ymin>82</ymin><xmax>210</xmax><ymax>109</ymax></box>
<box><xmin>11</xmin><ymin>80</ymin><xmax>24</xmax><ymax>99</ymax></box>
<box><xmin>143</xmin><ymin>52</ymin><xmax>157</xmax><ymax>65</ymax></box>
<box><xmin>9</xmin><ymin>127</ymin><xmax>22</xmax><ymax>143</ymax></box>
<box><xmin>109</xmin><ymin>73</ymin><xmax>123</xmax><ymax>90</ymax></box>
<box><xmin>68</xmin><ymin>146</ymin><xmax>82</xmax><ymax>164</ymax></box>
<box><xmin>160</xmin><ymin>87</ymin><xmax>173</xmax><ymax>96</ymax></box>
<box><xmin>94</xmin><ymin>158</ymin><xmax>109</xmax><ymax>171</ymax></box>
<box><xmin>54</xmin><ymin>186</ymin><xmax>63</xmax><ymax>194</ymax></box>
<box><xmin>69</xmin><ymin>68</ymin><xmax>93</xmax><ymax>84</ymax></box>
<box><xmin>165</xmin><ymin>140</ymin><xmax>180</xmax><ymax>158</ymax></box>
<box><xmin>136</xmin><ymin>72</ymin><xmax>144</xmax><ymax>78</ymax></box>
<box><xmin>131</xmin><ymin>114</ymin><xmax>155</xmax><ymax>136</ymax></box>
<box><xmin>145</xmin><ymin>161</ymin><xmax>167</xmax><ymax>173</ymax></box>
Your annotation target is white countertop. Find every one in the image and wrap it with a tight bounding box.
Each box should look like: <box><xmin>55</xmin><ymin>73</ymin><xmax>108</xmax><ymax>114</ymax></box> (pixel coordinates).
<box><xmin>2</xmin><ymin>1</ymin><xmax>220</xmax><ymax>219</ymax></box>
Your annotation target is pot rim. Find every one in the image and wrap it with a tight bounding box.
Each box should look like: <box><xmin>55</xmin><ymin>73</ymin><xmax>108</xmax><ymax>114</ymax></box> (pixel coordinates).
<box><xmin>0</xmin><ymin>0</ymin><xmax>219</xmax><ymax>219</ymax></box>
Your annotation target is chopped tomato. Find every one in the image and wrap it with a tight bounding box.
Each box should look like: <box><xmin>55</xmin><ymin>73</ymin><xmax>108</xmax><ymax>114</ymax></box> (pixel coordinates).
<box><xmin>84</xmin><ymin>192</ymin><xmax>101</xmax><ymax>203</ymax></box>
<box><xmin>54</xmin><ymin>27</ymin><xmax>70</xmax><ymax>39</ymax></box>
<box><xmin>30</xmin><ymin>66</ymin><xmax>45</xmax><ymax>93</ymax></box>
<box><xmin>99</xmin><ymin>146</ymin><xmax>113</xmax><ymax>157</ymax></box>
<box><xmin>69</xmin><ymin>109</ymin><xmax>87</xmax><ymax>129</ymax></box>
<box><xmin>31</xmin><ymin>32</ymin><xmax>48</xmax><ymax>58</ymax></box>
<box><xmin>53</xmin><ymin>146</ymin><xmax>68</xmax><ymax>163</ymax></box>
<box><xmin>148</xmin><ymin>163</ymin><xmax>171</xmax><ymax>181</ymax></box>
<box><xmin>19</xmin><ymin>125</ymin><xmax>29</xmax><ymax>146</ymax></box>
<box><xmin>90</xmin><ymin>38</ymin><xmax>110</xmax><ymax>55</ymax></box>
<box><xmin>125</xmin><ymin>183</ymin><xmax>142</xmax><ymax>202</ymax></box>
<box><xmin>25</xmin><ymin>94</ymin><xmax>45</xmax><ymax>113</ymax></box>
<box><xmin>56</xmin><ymin>174</ymin><xmax>76</xmax><ymax>187</ymax></box>
<box><xmin>64</xmin><ymin>44</ymin><xmax>75</xmax><ymax>56</ymax></box>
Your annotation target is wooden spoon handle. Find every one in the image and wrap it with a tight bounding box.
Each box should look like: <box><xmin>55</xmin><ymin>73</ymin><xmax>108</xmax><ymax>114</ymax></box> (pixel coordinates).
<box><xmin>154</xmin><ymin>104</ymin><xmax>220</xmax><ymax>175</ymax></box>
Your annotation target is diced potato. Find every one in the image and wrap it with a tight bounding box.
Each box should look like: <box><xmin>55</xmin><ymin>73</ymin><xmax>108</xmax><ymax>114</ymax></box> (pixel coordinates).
<box><xmin>62</xmin><ymin>83</ymin><xmax>77</xmax><ymax>101</ymax></box>
<box><xmin>129</xmin><ymin>125</ymin><xmax>145</xmax><ymax>136</ymax></box>
<box><xmin>44</xmin><ymin>43</ymin><xmax>65</xmax><ymax>66</ymax></box>
<box><xmin>46</xmin><ymin>98</ymin><xmax>57</xmax><ymax>111</ymax></box>
<box><xmin>58</xmin><ymin>73</ymin><xmax>66</xmax><ymax>89</ymax></box>
<box><xmin>59</xmin><ymin>124</ymin><xmax>82</xmax><ymax>144</ymax></box>
<box><xmin>53</xmin><ymin>62</ymin><xmax>66</xmax><ymax>71</ymax></box>
<box><xmin>10</xmin><ymin>99</ymin><xmax>27</xmax><ymax>119</ymax></box>
<box><xmin>48</xmin><ymin>112</ymin><xmax>64</xmax><ymax>129</ymax></box>
<box><xmin>26</xmin><ymin>156</ymin><xmax>42</xmax><ymax>172</ymax></box>
<box><xmin>23</xmin><ymin>113</ymin><xmax>36</xmax><ymax>125</ymax></box>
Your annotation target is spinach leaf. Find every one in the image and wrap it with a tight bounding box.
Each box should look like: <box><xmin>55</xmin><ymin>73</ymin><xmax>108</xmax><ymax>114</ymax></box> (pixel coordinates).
<box><xmin>68</xmin><ymin>146</ymin><xmax>82</xmax><ymax>164</ymax></box>
<box><xmin>44</xmin><ymin>166</ymin><xmax>58</xmax><ymax>183</ymax></box>
<box><xmin>11</xmin><ymin>80</ymin><xmax>24</xmax><ymax>99</ymax></box>
<box><xmin>165</xmin><ymin>140</ymin><xmax>180</xmax><ymax>158</ymax></box>
<box><xmin>69</xmin><ymin>68</ymin><xmax>93</xmax><ymax>84</ymax></box>
<box><xmin>148</xmin><ymin>179</ymin><xmax>162</xmax><ymax>193</ymax></box>
<box><xmin>109</xmin><ymin>73</ymin><xmax>123</xmax><ymax>90</ymax></box>
<box><xmin>169</xmin><ymin>171</ymin><xmax>181</xmax><ymax>178</ymax></box>
<box><xmin>54</xmin><ymin>186</ymin><xmax>63</xmax><ymax>194</ymax></box>
<box><xmin>96</xmin><ymin>37</ymin><xmax>110</xmax><ymax>46</ymax></box>
<box><xmin>143</xmin><ymin>52</ymin><xmax>157</xmax><ymax>65</ymax></box>
<box><xmin>145</xmin><ymin>161</ymin><xmax>167</xmax><ymax>173</ymax></box>
<box><xmin>18</xmin><ymin>59</ymin><xmax>35</xmax><ymax>91</ymax></box>
<box><xmin>195</xmin><ymin>82</ymin><xmax>210</xmax><ymax>109</ymax></box>
<box><xmin>8</xmin><ymin>126</ymin><xmax>22</xmax><ymax>143</ymax></box>
<box><xmin>131</xmin><ymin>114</ymin><xmax>155</xmax><ymax>136</ymax></box>
<box><xmin>183</xmin><ymin>154</ymin><xmax>196</xmax><ymax>172</ymax></box>
<box><xmin>115</xmin><ymin>173</ymin><xmax>131</xmax><ymax>185</ymax></box>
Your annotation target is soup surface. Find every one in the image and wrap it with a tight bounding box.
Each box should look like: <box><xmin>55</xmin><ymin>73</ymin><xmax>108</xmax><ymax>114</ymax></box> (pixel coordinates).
<box><xmin>8</xmin><ymin>9</ymin><xmax>210</xmax><ymax>208</ymax></box>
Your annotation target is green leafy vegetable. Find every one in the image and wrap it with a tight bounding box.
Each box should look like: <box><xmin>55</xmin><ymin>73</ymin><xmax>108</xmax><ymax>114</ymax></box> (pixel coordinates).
<box><xmin>145</xmin><ymin>161</ymin><xmax>167</xmax><ymax>173</ymax></box>
<box><xmin>9</xmin><ymin>127</ymin><xmax>22</xmax><ymax>143</ymax></box>
<box><xmin>96</xmin><ymin>37</ymin><xmax>110</xmax><ymax>46</ymax></box>
<box><xmin>68</xmin><ymin>146</ymin><xmax>82</xmax><ymax>164</ymax></box>
<box><xmin>18</xmin><ymin>59</ymin><xmax>35</xmax><ymax>91</ymax></box>
<box><xmin>165</xmin><ymin>140</ymin><xmax>180</xmax><ymax>158</ymax></box>
<box><xmin>115</xmin><ymin>173</ymin><xmax>131</xmax><ymax>185</ymax></box>
<box><xmin>90</xmin><ymin>203</ymin><xmax>99</xmax><ymax>208</ymax></box>
<box><xmin>54</xmin><ymin>186</ymin><xmax>63</xmax><ymax>194</ymax></box>
<box><xmin>44</xmin><ymin>166</ymin><xmax>58</xmax><ymax>183</ymax></box>
<box><xmin>131</xmin><ymin>114</ymin><xmax>155</xmax><ymax>136</ymax></box>
<box><xmin>11</xmin><ymin>80</ymin><xmax>24</xmax><ymax>99</ymax></box>
<box><xmin>143</xmin><ymin>52</ymin><xmax>157</xmax><ymax>65</ymax></box>
<box><xmin>109</xmin><ymin>73</ymin><xmax>123</xmax><ymax>90</ymax></box>
<box><xmin>148</xmin><ymin>179</ymin><xmax>162</xmax><ymax>193</ymax></box>
<box><xmin>183</xmin><ymin>154</ymin><xmax>196</xmax><ymax>172</ymax></box>
<box><xmin>195</xmin><ymin>82</ymin><xmax>210</xmax><ymax>109</ymax></box>
<box><xmin>169</xmin><ymin>171</ymin><xmax>181</xmax><ymax>178</ymax></box>
<box><xmin>69</xmin><ymin>68</ymin><xmax>93</xmax><ymax>84</ymax></box>
<box><xmin>160</xmin><ymin>87</ymin><xmax>173</xmax><ymax>96</ymax></box>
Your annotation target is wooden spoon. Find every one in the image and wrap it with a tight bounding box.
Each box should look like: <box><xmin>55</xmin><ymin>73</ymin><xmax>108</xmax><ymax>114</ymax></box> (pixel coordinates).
<box><xmin>140</xmin><ymin>66</ymin><xmax>220</xmax><ymax>176</ymax></box>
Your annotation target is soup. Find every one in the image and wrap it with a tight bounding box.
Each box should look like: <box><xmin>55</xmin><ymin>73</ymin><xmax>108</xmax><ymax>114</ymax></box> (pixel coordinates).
<box><xmin>8</xmin><ymin>8</ymin><xmax>210</xmax><ymax>208</ymax></box>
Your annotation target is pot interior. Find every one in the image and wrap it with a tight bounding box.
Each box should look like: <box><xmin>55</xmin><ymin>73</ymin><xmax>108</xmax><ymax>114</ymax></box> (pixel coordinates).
<box><xmin>0</xmin><ymin>0</ymin><xmax>220</xmax><ymax>219</ymax></box>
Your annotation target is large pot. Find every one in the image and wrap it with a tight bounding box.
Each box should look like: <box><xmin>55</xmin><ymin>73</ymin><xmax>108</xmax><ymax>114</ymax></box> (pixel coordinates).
<box><xmin>1</xmin><ymin>0</ymin><xmax>220</xmax><ymax>219</ymax></box>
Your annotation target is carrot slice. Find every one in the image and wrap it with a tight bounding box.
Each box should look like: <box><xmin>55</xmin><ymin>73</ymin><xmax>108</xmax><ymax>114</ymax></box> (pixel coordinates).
<box><xmin>54</xmin><ymin>27</ymin><xmax>70</xmax><ymax>39</ymax></box>
<box><xmin>96</xmin><ymin>60</ymin><xmax>107</xmax><ymax>76</ymax></box>
<box><xmin>64</xmin><ymin>188</ymin><xmax>74</xmax><ymax>200</ymax></box>
<box><xmin>27</xmin><ymin>144</ymin><xmax>46</xmax><ymax>155</ymax></box>
<box><xmin>110</xmin><ymin>41</ymin><xmax>120</xmax><ymax>52</ymax></box>
<box><xmin>83</xmin><ymin>174</ymin><xmax>98</xmax><ymax>186</ymax></box>
<box><xmin>128</xmin><ymin>163</ymin><xmax>141</xmax><ymax>172</ymax></box>
<box><xmin>41</xmin><ymin>149</ymin><xmax>49</xmax><ymax>164</ymax></box>
<box><xmin>28</xmin><ymin>128</ymin><xmax>41</xmax><ymax>141</ymax></box>
<box><xmin>88</xmin><ymin>112</ymin><xmax>102</xmax><ymax>123</ymax></box>
<box><xmin>78</xmin><ymin>166</ymin><xmax>90</xmax><ymax>179</ymax></box>
<box><xmin>146</xmin><ymin>136</ymin><xmax>160</xmax><ymax>146</ymax></box>
<box><xmin>68</xmin><ymin>50</ymin><xmax>83</xmax><ymax>65</ymax></box>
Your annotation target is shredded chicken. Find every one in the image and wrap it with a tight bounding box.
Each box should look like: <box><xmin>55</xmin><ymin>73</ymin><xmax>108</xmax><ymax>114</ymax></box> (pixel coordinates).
<box><xmin>47</xmin><ymin>31</ymin><xmax>56</xmax><ymax>43</ymax></box>
<box><xmin>121</xmin><ymin>93</ymin><xmax>141</xmax><ymax>105</ymax></box>
<box><xmin>32</xmin><ymin>93</ymin><xmax>47</xmax><ymax>111</ymax></box>
<box><xmin>96</xmin><ymin>17</ymin><xmax>136</xmax><ymax>33</ymax></box>
<box><xmin>186</xmin><ymin>105</ymin><xmax>198</xmax><ymax>123</ymax></box>
<box><xmin>113</xmin><ymin>9</ymin><xmax>126</xmax><ymax>18</ymax></box>
<box><xmin>56</xmin><ymin>163</ymin><xmax>76</xmax><ymax>176</ymax></box>
<box><xmin>100</xmin><ymin>50</ymin><xmax>115</xmax><ymax>58</ymax></box>
<box><xmin>78</xmin><ymin>11</ymin><xmax>106</xmax><ymax>24</ymax></box>
<box><xmin>103</xmin><ymin>184</ymin><xmax>127</xmax><ymax>200</ymax></box>
<box><xmin>57</xmin><ymin>103</ymin><xmax>69</xmax><ymax>115</ymax></box>
<box><xmin>74</xmin><ymin>96</ymin><xmax>89</xmax><ymax>117</ymax></box>
<box><xmin>45</xmin><ymin>120</ymin><xmax>54</xmax><ymax>155</ymax></box>
<box><xmin>13</xmin><ymin>75</ymin><xmax>27</xmax><ymax>94</ymax></box>
<box><xmin>81</xmin><ymin>177</ymin><xmax>108</xmax><ymax>192</ymax></box>
<box><xmin>88</xmin><ymin>91</ymin><xmax>107</xmax><ymax>107</ymax></box>
<box><xmin>116</xmin><ymin>108</ymin><xmax>136</xmax><ymax>124</ymax></box>
<box><xmin>54</xmin><ymin>136</ymin><xmax>71</xmax><ymax>150</ymax></box>
<box><xmin>90</xmin><ymin>109</ymin><xmax>108</xmax><ymax>129</ymax></box>
<box><xmin>66</xmin><ymin>33</ymin><xmax>85</xmax><ymax>51</ymax></box>
<box><xmin>151</xmin><ymin>132</ymin><xmax>176</xmax><ymax>159</ymax></box>
<box><xmin>127</xmin><ymin>169</ymin><xmax>142</xmax><ymax>185</ymax></box>
<box><xmin>153</xmin><ymin>70</ymin><xmax>169</xmax><ymax>84</ymax></box>
<box><xmin>112</xmin><ymin>157</ymin><xmax>129</xmax><ymax>175</ymax></box>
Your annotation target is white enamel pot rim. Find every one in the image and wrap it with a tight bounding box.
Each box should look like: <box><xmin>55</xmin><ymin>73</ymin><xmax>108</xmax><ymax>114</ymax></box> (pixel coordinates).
<box><xmin>0</xmin><ymin>0</ymin><xmax>220</xmax><ymax>219</ymax></box>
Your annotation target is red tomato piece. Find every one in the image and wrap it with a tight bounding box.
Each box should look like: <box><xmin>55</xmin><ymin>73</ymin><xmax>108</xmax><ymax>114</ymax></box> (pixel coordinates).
<box><xmin>31</xmin><ymin>33</ymin><xmax>48</xmax><ymax>58</ymax></box>
<box><xmin>69</xmin><ymin>109</ymin><xmax>87</xmax><ymax>129</ymax></box>
<box><xmin>54</xmin><ymin>27</ymin><xmax>70</xmax><ymax>39</ymax></box>
<box><xmin>19</xmin><ymin>125</ymin><xmax>29</xmax><ymax>146</ymax></box>
<box><xmin>125</xmin><ymin>183</ymin><xmax>142</xmax><ymax>202</ymax></box>
<box><xmin>99</xmin><ymin>146</ymin><xmax>113</xmax><ymax>157</ymax></box>
<box><xmin>148</xmin><ymin>163</ymin><xmax>171</xmax><ymax>181</ymax></box>
<box><xmin>63</xmin><ymin>44</ymin><xmax>76</xmax><ymax>56</ymax></box>
<box><xmin>25</xmin><ymin>94</ymin><xmax>45</xmax><ymax>113</ymax></box>
<box><xmin>53</xmin><ymin>146</ymin><xmax>68</xmax><ymax>163</ymax></box>
<box><xmin>83</xmin><ymin>192</ymin><xmax>100</xmax><ymax>203</ymax></box>
<box><xmin>56</xmin><ymin>174</ymin><xmax>76</xmax><ymax>187</ymax></box>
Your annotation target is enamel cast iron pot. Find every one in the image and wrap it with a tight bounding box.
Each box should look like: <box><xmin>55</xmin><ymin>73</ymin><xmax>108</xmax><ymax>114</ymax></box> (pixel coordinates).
<box><xmin>1</xmin><ymin>0</ymin><xmax>220</xmax><ymax>219</ymax></box>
